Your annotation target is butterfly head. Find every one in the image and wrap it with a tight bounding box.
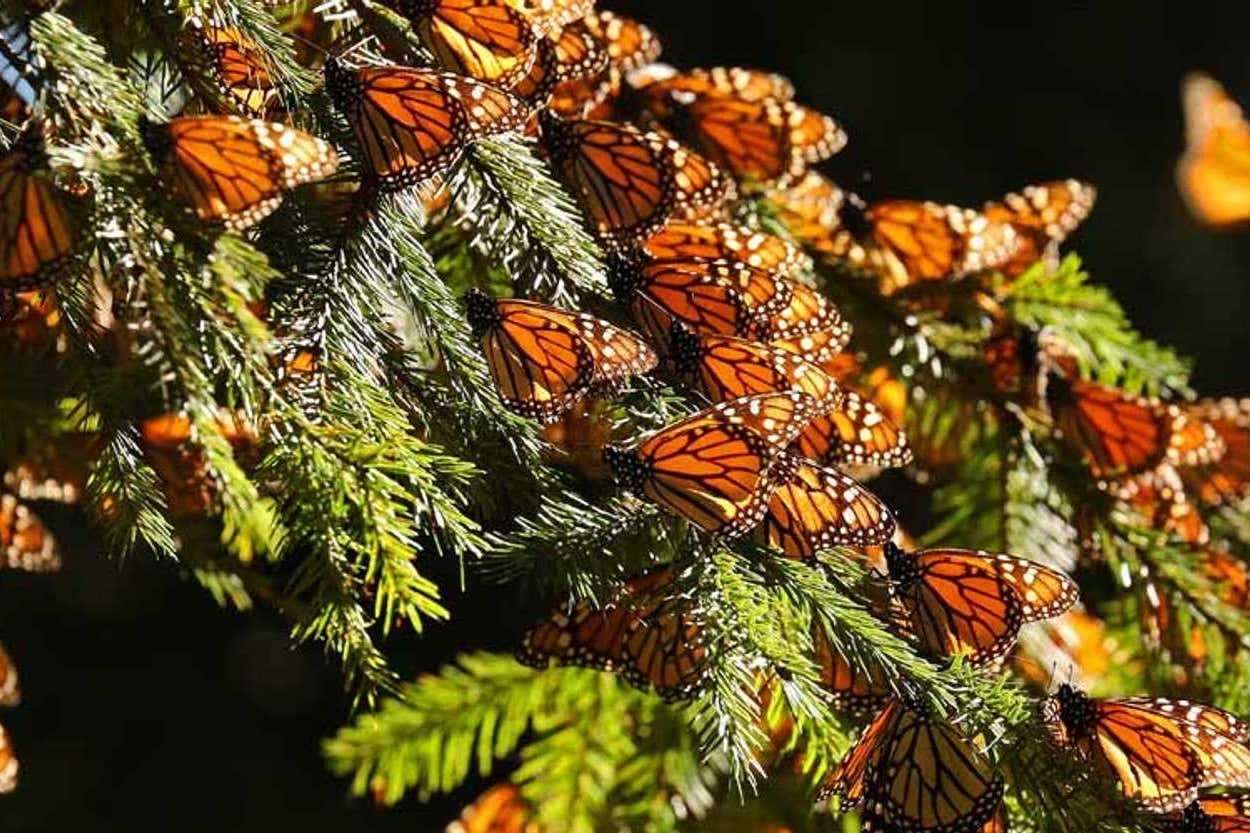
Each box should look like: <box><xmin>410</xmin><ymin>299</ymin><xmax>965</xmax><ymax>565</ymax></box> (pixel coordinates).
<box><xmin>137</xmin><ymin>116</ymin><xmax>171</xmax><ymax>165</ymax></box>
<box><xmin>883</xmin><ymin>540</ymin><xmax>918</xmax><ymax>591</ymax></box>
<box><xmin>603</xmin><ymin>444</ymin><xmax>649</xmax><ymax>492</ymax></box>
<box><xmin>1053</xmin><ymin>682</ymin><xmax>1096</xmax><ymax>736</ymax></box>
<box><xmin>839</xmin><ymin>190</ymin><xmax>871</xmax><ymax>239</ymax></box>
<box><xmin>464</xmin><ymin>287</ymin><xmax>500</xmax><ymax>337</ymax></box>
<box><xmin>667</xmin><ymin>321</ymin><xmax>702</xmax><ymax>373</ymax></box>
<box><xmin>7</xmin><ymin>124</ymin><xmax>48</xmax><ymax>168</ymax></box>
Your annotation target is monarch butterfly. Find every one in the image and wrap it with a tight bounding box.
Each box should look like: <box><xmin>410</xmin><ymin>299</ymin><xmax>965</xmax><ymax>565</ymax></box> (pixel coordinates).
<box><xmin>629</xmin><ymin>66</ymin><xmax>796</xmax><ymax>107</ymax></box>
<box><xmin>0</xmin><ymin>289</ymin><xmax>60</xmax><ymax>352</ymax></box>
<box><xmin>513</xmin><ymin>19</ymin><xmax>609</xmax><ymax>110</ymax></box>
<box><xmin>1177</xmin><ymin>74</ymin><xmax>1250</xmax><ymax>227</ymax></box>
<box><xmin>0</xmin><ymin>642</ymin><xmax>17</xmax><ymax>707</ymax></box>
<box><xmin>1172</xmin><ymin>796</ymin><xmax>1250</xmax><ymax>833</ymax></box>
<box><xmin>818</xmin><ymin>697</ymin><xmax>1005</xmax><ymax>833</ymax></box>
<box><xmin>667</xmin><ymin>323</ymin><xmax>843</xmax><ymax>411</ymax></box>
<box><xmin>758</xmin><ymin>280</ymin><xmax>852</xmax><ymax>365</ymax></box>
<box><xmin>982</xmin><ymin>180</ymin><xmax>1096</xmax><ymax>279</ymax></box>
<box><xmin>1</xmin><ymin>491</ymin><xmax>60</xmax><ymax>572</ymax></box>
<box><xmin>465</xmin><ymin>287</ymin><xmax>657</xmax><ymax>423</ymax></box>
<box><xmin>139</xmin><ymin>115</ymin><xmax>337</xmax><ymax>230</ymax></box>
<box><xmin>140</xmin><ymin>411</ymin><xmax>258</xmax><ymax>517</ymax></box>
<box><xmin>581</xmin><ymin>11</ymin><xmax>661</xmax><ymax>75</ymax></box>
<box><xmin>325</xmin><ymin>61</ymin><xmax>526</xmax><ymax>190</ymax></box>
<box><xmin>503</xmin><ymin>0</ymin><xmax>594</xmax><ymax>37</ymax></box>
<box><xmin>447</xmin><ymin>784</ymin><xmax>538</xmax><ymax>833</ymax></box>
<box><xmin>792</xmin><ymin>388</ymin><xmax>912</xmax><ymax>469</ymax></box>
<box><xmin>606</xmin><ymin>254</ymin><xmax>783</xmax><ymax>346</ymax></box>
<box><xmin>1047</xmin><ymin>684</ymin><xmax>1250</xmax><ymax>811</ymax></box>
<box><xmin>753</xmin><ymin>452</ymin><xmax>895</xmax><ymax>558</ymax></box>
<box><xmin>641</xmin><ymin>221</ymin><xmax>808</xmax><ymax>277</ymax></box>
<box><xmin>517</xmin><ymin>565</ymin><xmax>710</xmax><ymax>701</ymax></box>
<box><xmin>830</xmin><ymin>198</ymin><xmax>1021</xmax><ymax>296</ymax></box>
<box><xmin>603</xmin><ymin>391</ymin><xmax>821</xmax><ymax>538</ymax></box>
<box><xmin>1</xmin><ymin>129</ymin><xmax>75</xmax><ymax>292</ymax></box>
<box><xmin>812</xmin><ymin>622</ymin><xmax>890</xmax><ymax>718</ymax></box>
<box><xmin>885</xmin><ymin>542</ymin><xmax>1079</xmax><ymax>666</ymax></box>
<box><xmin>632</xmin><ymin>75</ymin><xmax>845</xmax><ymax>184</ymax></box>
<box><xmin>1181</xmin><ymin>398</ymin><xmax>1250</xmax><ymax>507</ymax></box>
<box><xmin>540</xmin><ymin>110</ymin><xmax>733</xmax><ymax>243</ymax></box>
<box><xmin>0</xmin><ymin>723</ymin><xmax>15</xmax><ymax>794</ymax></box>
<box><xmin>387</xmin><ymin>0</ymin><xmax>539</xmax><ymax>90</ymax></box>
<box><xmin>189</xmin><ymin>20</ymin><xmax>277</xmax><ymax>117</ymax></box>
<box><xmin>1044</xmin><ymin>372</ymin><xmax>1221</xmax><ymax>480</ymax></box>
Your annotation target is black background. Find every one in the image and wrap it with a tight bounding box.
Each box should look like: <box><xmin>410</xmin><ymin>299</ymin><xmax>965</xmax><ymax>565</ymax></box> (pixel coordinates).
<box><xmin>4</xmin><ymin>1</ymin><xmax>1250</xmax><ymax>829</ymax></box>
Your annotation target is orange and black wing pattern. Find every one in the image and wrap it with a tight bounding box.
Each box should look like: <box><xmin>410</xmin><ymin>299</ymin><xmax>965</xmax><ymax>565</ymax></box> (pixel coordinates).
<box><xmin>764</xmin><ymin>170</ymin><xmax>844</xmax><ymax>253</ymax></box>
<box><xmin>982</xmin><ymin>179</ymin><xmax>1096</xmax><ymax>278</ymax></box>
<box><xmin>465</xmin><ymin>287</ymin><xmax>656</xmax><ymax>422</ymax></box>
<box><xmin>446</xmin><ymin>784</ymin><xmax>538</xmax><ymax>833</ymax></box>
<box><xmin>835</xmin><ymin>199</ymin><xmax>1020</xmax><ymax>295</ymax></box>
<box><xmin>793</xmin><ymin>388</ymin><xmax>912</xmax><ymax>469</ymax></box>
<box><xmin>140</xmin><ymin>115</ymin><xmax>337</xmax><ymax>229</ymax></box>
<box><xmin>1</xmin><ymin>131</ymin><xmax>75</xmax><ymax>292</ymax></box>
<box><xmin>581</xmin><ymin>11</ymin><xmax>661</xmax><ymax>75</ymax></box>
<box><xmin>887</xmin><ymin>544</ymin><xmax>1079</xmax><ymax>666</ymax></box>
<box><xmin>1049</xmin><ymin>685</ymin><xmax>1250</xmax><ymax>811</ymax></box>
<box><xmin>632</xmin><ymin>66</ymin><xmax>795</xmax><ymax>105</ymax></box>
<box><xmin>603</xmin><ymin>392</ymin><xmax>820</xmax><ymax>538</ymax></box>
<box><xmin>1181</xmin><ymin>398</ymin><xmax>1250</xmax><ymax>507</ymax></box>
<box><xmin>514</xmin><ymin>19</ymin><xmax>609</xmax><ymax>109</ymax></box>
<box><xmin>0</xmin><ymin>643</ymin><xmax>17</xmax><ymax>707</ymax></box>
<box><xmin>1044</xmin><ymin>373</ymin><xmax>1171</xmax><ymax>480</ymax></box>
<box><xmin>392</xmin><ymin>0</ymin><xmax>538</xmax><ymax>89</ymax></box>
<box><xmin>326</xmin><ymin>61</ymin><xmax>525</xmax><ymax>190</ymax></box>
<box><xmin>190</xmin><ymin>20</ymin><xmax>277</xmax><ymax>117</ymax></box>
<box><xmin>607</xmin><ymin>255</ymin><xmax>771</xmax><ymax>345</ymax></box>
<box><xmin>1180</xmin><ymin>796</ymin><xmax>1250</xmax><ymax>833</ymax></box>
<box><xmin>753</xmin><ymin>452</ymin><xmax>894</xmax><ymax>558</ymax></box>
<box><xmin>819</xmin><ymin>697</ymin><xmax>1005</xmax><ymax>833</ymax></box>
<box><xmin>641</xmin><ymin>220</ymin><xmax>807</xmax><ymax>277</ymax></box>
<box><xmin>1178</xmin><ymin>73</ymin><xmax>1250</xmax><ymax>227</ymax></box>
<box><xmin>517</xmin><ymin>565</ymin><xmax>709</xmax><ymax>700</ymax></box>
<box><xmin>667</xmin><ymin>324</ymin><xmax>842</xmax><ymax>409</ymax></box>
<box><xmin>758</xmin><ymin>281</ymin><xmax>852</xmax><ymax>365</ymax></box>
<box><xmin>540</xmin><ymin>111</ymin><xmax>732</xmax><ymax>243</ymax></box>
<box><xmin>503</xmin><ymin>0</ymin><xmax>595</xmax><ymax>37</ymax></box>
<box><xmin>1</xmin><ymin>490</ymin><xmax>61</xmax><ymax>573</ymax></box>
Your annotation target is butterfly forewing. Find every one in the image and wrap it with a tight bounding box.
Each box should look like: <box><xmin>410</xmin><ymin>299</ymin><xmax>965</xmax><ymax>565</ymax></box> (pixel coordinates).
<box><xmin>0</xmin><ymin>134</ymin><xmax>75</xmax><ymax>292</ymax></box>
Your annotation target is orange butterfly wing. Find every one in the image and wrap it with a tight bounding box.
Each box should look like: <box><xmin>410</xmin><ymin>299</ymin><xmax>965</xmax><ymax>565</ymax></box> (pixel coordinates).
<box><xmin>753</xmin><ymin>453</ymin><xmax>894</xmax><ymax>558</ymax></box>
<box><xmin>399</xmin><ymin>0</ymin><xmax>538</xmax><ymax>90</ymax></box>
<box><xmin>142</xmin><ymin>115</ymin><xmax>337</xmax><ymax>229</ymax></box>
<box><xmin>812</xmin><ymin>623</ymin><xmax>891</xmax><ymax>718</ymax></box>
<box><xmin>758</xmin><ymin>281</ymin><xmax>852</xmax><ymax>364</ymax></box>
<box><xmin>513</xmin><ymin>19</ymin><xmax>609</xmax><ymax>107</ymax></box>
<box><xmin>1182</xmin><ymin>398</ymin><xmax>1250</xmax><ymax>506</ymax></box>
<box><xmin>641</xmin><ymin>221</ymin><xmax>807</xmax><ymax>276</ymax></box>
<box><xmin>0</xmin><ymin>643</ymin><xmax>18</xmax><ymax>707</ymax></box>
<box><xmin>540</xmin><ymin>112</ymin><xmax>732</xmax><ymax>242</ymax></box>
<box><xmin>1046</xmin><ymin>375</ymin><xmax>1169</xmax><ymax>479</ymax></box>
<box><xmin>0</xmin><ymin>723</ymin><xmax>16</xmax><ymax>794</ymax></box>
<box><xmin>983</xmin><ymin>179</ymin><xmax>1096</xmax><ymax>277</ymax></box>
<box><xmin>503</xmin><ymin>0</ymin><xmax>595</xmax><ymax>37</ymax></box>
<box><xmin>635</xmin><ymin>67</ymin><xmax>795</xmax><ymax>105</ymax></box>
<box><xmin>327</xmin><ymin>62</ymin><xmax>525</xmax><ymax>189</ymax></box>
<box><xmin>893</xmin><ymin>547</ymin><xmax>1079</xmax><ymax>665</ymax></box>
<box><xmin>517</xmin><ymin>566</ymin><xmax>709</xmax><ymax>700</ymax></box>
<box><xmin>605</xmin><ymin>392</ymin><xmax>820</xmax><ymax>538</ymax></box>
<box><xmin>609</xmin><ymin>256</ymin><xmax>764</xmax><ymax>345</ymax></box>
<box><xmin>447</xmin><ymin>785</ymin><xmax>537</xmax><ymax>833</ymax></box>
<box><xmin>0</xmin><ymin>135</ymin><xmax>75</xmax><ymax>291</ymax></box>
<box><xmin>668</xmin><ymin>325</ymin><xmax>842</xmax><ymax>408</ymax></box>
<box><xmin>1178</xmin><ymin>73</ymin><xmax>1250</xmax><ymax>227</ymax></box>
<box><xmin>192</xmin><ymin>22</ymin><xmax>276</xmax><ymax>117</ymax></box>
<box><xmin>1</xmin><ymin>491</ymin><xmax>60</xmax><ymax>572</ymax></box>
<box><xmin>581</xmin><ymin>11</ymin><xmax>661</xmax><ymax>74</ymax></box>
<box><xmin>794</xmin><ymin>389</ymin><xmax>912</xmax><ymax>468</ymax></box>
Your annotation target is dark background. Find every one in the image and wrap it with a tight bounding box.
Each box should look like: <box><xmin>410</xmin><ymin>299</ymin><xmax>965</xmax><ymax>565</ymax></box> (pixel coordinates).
<box><xmin>4</xmin><ymin>1</ymin><xmax>1250</xmax><ymax>829</ymax></box>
